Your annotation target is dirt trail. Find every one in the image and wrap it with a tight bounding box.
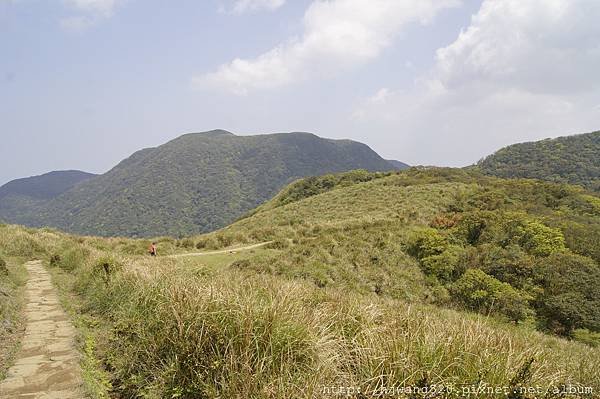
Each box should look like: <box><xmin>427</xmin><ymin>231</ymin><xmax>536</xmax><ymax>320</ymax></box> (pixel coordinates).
<box><xmin>0</xmin><ymin>260</ymin><xmax>83</xmax><ymax>399</ymax></box>
<box><xmin>169</xmin><ymin>241</ymin><xmax>273</xmax><ymax>258</ymax></box>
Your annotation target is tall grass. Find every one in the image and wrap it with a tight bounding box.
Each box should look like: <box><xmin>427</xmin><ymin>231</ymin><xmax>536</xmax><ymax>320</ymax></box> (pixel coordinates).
<box><xmin>59</xmin><ymin>249</ymin><xmax>600</xmax><ymax>399</ymax></box>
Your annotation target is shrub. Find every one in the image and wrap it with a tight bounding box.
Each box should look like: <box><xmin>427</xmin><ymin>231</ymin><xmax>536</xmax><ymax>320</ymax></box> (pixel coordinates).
<box><xmin>195</xmin><ymin>236</ymin><xmax>219</xmax><ymax>250</ymax></box>
<box><xmin>58</xmin><ymin>245</ymin><xmax>90</xmax><ymax>272</ymax></box>
<box><xmin>477</xmin><ymin>244</ymin><xmax>534</xmax><ymax>289</ymax></box>
<box><xmin>507</xmin><ymin>219</ymin><xmax>566</xmax><ymax>257</ymax></box>
<box><xmin>49</xmin><ymin>254</ymin><xmax>62</xmax><ymax>267</ymax></box>
<box><xmin>406</xmin><ymin>228</ymin><xmax>448</xmax><ymax>260</ymax></box>
<box><xmin>93</xmin><ymin>256</ymin><xmax>123</xmax><ymax>283</ymax></box>
<box><xmin>453</xmin><ymin>212</ymin><xmax>495</xmax><ymax>245</ymax></box>
<box><xmin>176</xmin><ymin>238</ymin><xmax>195</xmax><ymax>249</ymax></box>
<box><xmin>0</xmin><ymin>257</ymin><xmax>7</xmax><ymax>275</ymax></box>
<box><xmin>573</xmin><ymin>329</ymin><xmax>600</xmax><ymax>347</ymax></box>
<box><xmin>534</xmin><ymin>253</ymin><xmax>600</xmax><ymax>336</ymax></box>
<box><xmin>420</xmin><ymin>245</ymin><xmax>463</xmax><ymax>283</ymax></box>
<box><xmin>429</xmin><ymin>213</ymin><xmax>461</xmax><ymax>229</ymax></box>
<box><xmin>451</xmin><ymin>269</ymin><xmax>531</xmax><ymax>322</ymax></box>
<box><xmin>266</xmin><ymin>238</ymin><xmax>290</xmax><ymax>250</ymax></box>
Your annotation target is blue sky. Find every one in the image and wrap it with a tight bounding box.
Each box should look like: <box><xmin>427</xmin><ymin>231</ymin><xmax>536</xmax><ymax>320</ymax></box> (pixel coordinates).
<box><xmin>1</xmin><ymin>0</ymin><xmax>599</xmax><ymax>185</ymax></box>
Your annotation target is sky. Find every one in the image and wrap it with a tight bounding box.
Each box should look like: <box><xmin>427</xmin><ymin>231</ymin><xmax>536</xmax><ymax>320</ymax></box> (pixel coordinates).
<box><xmin>1</xmin><ymin>0</ymin><xmax>600</xmax><ymax>185</ymax></box>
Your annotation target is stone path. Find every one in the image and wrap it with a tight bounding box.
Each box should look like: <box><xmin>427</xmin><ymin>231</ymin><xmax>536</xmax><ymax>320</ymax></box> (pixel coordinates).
<box><xmin>0</xmin><ymin>260</ymin><xmax>84</xmax><ymax>399</ymax></box>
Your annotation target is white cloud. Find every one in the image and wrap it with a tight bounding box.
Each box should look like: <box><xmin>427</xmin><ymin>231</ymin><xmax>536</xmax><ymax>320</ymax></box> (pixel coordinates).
<box><xmin>352</xmin><ymin>0</ymin><xmax>600</xmax><ymax>166</ymax></box>
<box><xmin>64</xmin><ymin>0</ymin><xmax>119</xmax><ymax>16</ymax></box>
<box><xmin>231</xmin><ymin>0</ymin><xmax>286</xmax><ymax>14</ymax></box>
<box><xmin>59</xmin><ymin>15</ymin><xmax>97</xmax><ymax>32</ymax></box>
<box><xmin>195</xmin><ymin>0</ymin><xmax>460</xmax><ymax>94</ymax></box>
<box><xmin>60</xmin><ymin>0</ymin><xmax>124</xmax><ymax>31</ymax></box>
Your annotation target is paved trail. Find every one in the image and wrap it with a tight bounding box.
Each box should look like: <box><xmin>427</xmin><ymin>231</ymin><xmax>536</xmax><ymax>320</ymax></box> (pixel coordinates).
<box><xmin>169</xmin><ymin>241</ymin><xmax>273</xmax><ymax>258</ymax></box>
<box><xmin>0</xmin><ymin>260</ymin><xmax>83</xmax><ymax>399</ymax></box>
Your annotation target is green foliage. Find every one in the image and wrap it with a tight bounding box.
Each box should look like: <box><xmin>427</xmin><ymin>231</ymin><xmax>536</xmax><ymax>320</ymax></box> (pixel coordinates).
<box><xmin>573</xmin><ymin>329</ymin><xmax>600</xmax><ymax>347</ymax></box>
<box><xmin>509</xmin><ymin>219</ymin><xmax>566</xmax><ymax>256</ymax></box>
<box><xmin>93</xmin><ymin>256</ymin><xmax>123</xmax><ymax>283</ymax></box>
<box><xmin>451</xmin><ymin>269</ymin><xmax>531</xmax><ymax>322</ymax></box>
<box><xmin>406</xmin><ymin>228</ymin><xmax>449</xmax><ymax>260</ymax></box>
<box><xmin>476</xmin><ymin>244</ymin><xmax>534</xmax><ymax>289</ymax></box>
<box><xmin>57</xmin><ymin>245</ymin><xmax>90</xmax><ymax>272</ymax></box>
<box><xmin>0</xmin><ymin>257</ymin><xmax>6</xmax><ymax>275</ymax></box>
<box><xmin>420</xmin><ymin>245</ymin><xmax>463</xmax><ymax>283</ymax></box>
<box><xmin>0</xmin><ymin>170</ymin><xmax>96</xmax><ymax>201</ymax></box>
<box><xmin>534</xmin><ymin>253</ymin><xmax>600</xmax><ymax>336</ymax></box>
<box><xmin>49</xmin><ymin>254</ymin><xmax>61</xmax><ymax>267</ymax></box>
<box><xmin>270</xmin><ymin>169</ymin><xmax>389</xmax><ymax>209</ymax></box>
<box><xmin>479</xmin><ymin>130</ymin><xmax>600</xmax><ymax>191</ymax></box>
<box><xmin>265</xmin><ymin>237</ymin><xmax>290</xmax><ymax>249</ymax></box>
<box><xmin>3</xmin><ymin>166</ymin><xmax>600</xmax><ymax>395</ymax></box>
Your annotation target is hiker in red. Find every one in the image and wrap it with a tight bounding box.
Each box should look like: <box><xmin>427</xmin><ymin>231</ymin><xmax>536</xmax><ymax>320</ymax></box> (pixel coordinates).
<box><xmin>149</xmin><ymin>242</ymin><xmax>157</xmax><ymax>256</ymax></box>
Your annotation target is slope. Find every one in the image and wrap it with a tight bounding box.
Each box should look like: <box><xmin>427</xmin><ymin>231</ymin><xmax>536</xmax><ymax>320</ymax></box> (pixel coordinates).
<box><xmin>0</xmin><ymin>170</ymin><xmax>96</xmax><ymax>201</ymax></box>
<box><xmin>0</xmin><ymin>170</ymin><xmax>97</xmax><ymax>225</ymax></box>
<box><xmin>478</xmin><ymin>130</ymin><xmax>600</xmax><ymax>191</ymax></box>
<box><xmin>4</xmin><ymin>168</ymin><xmax>598</xmax><ymax>397</ymax></box>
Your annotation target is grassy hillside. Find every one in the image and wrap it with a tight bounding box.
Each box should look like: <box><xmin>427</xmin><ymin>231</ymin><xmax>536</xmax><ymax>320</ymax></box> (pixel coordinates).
<box><xmin>2</xmin><ymin>168</ymin><xmax>599</xmax><ymax>398</ymax></box>
<box><xmin>0</xmin><ymin>131</ymin><xmax>395</xmax><ymax>237</ymax></box>
<box><xmin>478</xmin><ymin>130</ymin><xmax>600</xmax><ymax>191</ymax></box>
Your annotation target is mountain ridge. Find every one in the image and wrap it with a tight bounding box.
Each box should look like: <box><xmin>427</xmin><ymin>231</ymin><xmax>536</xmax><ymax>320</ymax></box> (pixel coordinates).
<box><xmin>0</xmin><ymin>170</ymin><xmax>97</xmax><ymax>200</ymax></box>
<box><xmin>0</xmin><ymin>131</ymin><xmax>400</xmax><ymax>237</ymax></box>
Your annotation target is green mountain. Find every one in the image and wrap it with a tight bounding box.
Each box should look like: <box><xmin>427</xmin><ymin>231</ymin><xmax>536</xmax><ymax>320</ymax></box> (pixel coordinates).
<box><xmin>0</xmin><ymin>130</ymin><xmax>396</xmax><ymax>237</ymax></box>
<box><xmin>0</xmin><ymin>170</ymin><xmax>96</xmax><ymax>200</ymax></box>
<box><xmin>386</xmin><ymin>159</ymin><xmax>410</xmax><ymax>169</ymax></box>
<box><xmin>478</xmin><ymin>130</ymin><xmax>600</xmax><ymax>191</ymax></box>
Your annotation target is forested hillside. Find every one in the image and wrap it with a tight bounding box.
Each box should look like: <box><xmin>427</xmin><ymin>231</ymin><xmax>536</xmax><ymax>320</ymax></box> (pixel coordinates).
<box><xmin>0</xmin><ymin>131</ymin><xmax>395</xmax><ymax>237</ymax></box>
<box><xmin>478</xmin><ymin>130</ymin><xmax>600</xmax><ymax>191</ymax></box>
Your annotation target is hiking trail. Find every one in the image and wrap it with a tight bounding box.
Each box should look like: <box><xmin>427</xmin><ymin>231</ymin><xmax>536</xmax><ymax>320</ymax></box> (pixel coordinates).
<box><xmin>0</xmin><ymin>260</ymin><xmax>83</xmax><ymax>399</ymax></box>
<box><xmin>169</xmin><ymin>241</ymin><xmax>273</xmax><ymax>258</ymax></box>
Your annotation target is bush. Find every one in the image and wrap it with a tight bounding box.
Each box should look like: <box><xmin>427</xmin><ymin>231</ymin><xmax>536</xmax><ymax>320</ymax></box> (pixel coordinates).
<box><xmin>58</xmin><ymin>245</ymin><xmax>91</xmax><ymax>272</ymax></box>
<box><xmin>507</xmin><ymin>219</ymin><xmax>566</xmax><ymax>257</ymax></box>
<box><xmin>534</xmin><ymin>253</ymin><xmax>600</xmax><ymax>336</ymax></box>
<box><xmin>453</xmin><ymin>212</ymin><xmax>496</xmax><ymax>245</ymax></box>
<box><xmin>195</xmin><ymin>236</ymin><xmax>219</xmax><ymax>250</ymax></box>
<box><xmin>573</xmin><ymin>329</ymin><xmax>600</xmax><ymax>347</ymax></box>
<box><xmin>176</xmin><ymin>238</ymin><xmax>195</xmax><ymax>249</ymax></box>
<box><xmin>477</xmin><ymin>244</ymin><xmax>534</xmax><ymax>289</ymax></box>
<box><xmin>406</xmin><ymin>228</ymin><xmax>448</xmax><ymax>260</ymax></box>
<box><xmin>49</xmin><ymin>254</ymin><xmax>62</xmax><ymax>267</ymax></box>
<box><xmin>0</xmin><ymin>257</ymin><xmax>7</xmax><ymax>275</ymax></box>
<box><xmin>420</xmin><ymin>245</ymin><xmax>463</xmax><ymax>283</ymax></box>
<box><xmin>451</xmin><ymin>269</ymin><xmax>531</xmax><ymax>322</ymax></box>
<box><xmin>266</xmin><ymin>238</ymin><xmax>290</xmax><ymax>250</ymax></box>
<box><xmin>93</xmin><ymin>256</ymin><xmax>123</xmax><ymax>283</ymax></box>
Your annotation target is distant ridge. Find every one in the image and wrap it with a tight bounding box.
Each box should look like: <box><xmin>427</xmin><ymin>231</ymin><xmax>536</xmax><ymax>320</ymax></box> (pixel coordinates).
<box><xmin>386</xmin><ymin>159</ymin><xmax>410</xmax><ymax>170</ymax></box>
<box><xmin>0</xmin><ymin>131</ymin><xmax>401</xmax><ymax>237</ymax></box>
<box><xmin>478</xmin><ymin>130</ymin><xmax>600</xmax><ymax>191</ymax></box>
<box><xmin>0</xmin><ymin>170</ymin><xmax>97</xmax><ymax>200</ymax></box>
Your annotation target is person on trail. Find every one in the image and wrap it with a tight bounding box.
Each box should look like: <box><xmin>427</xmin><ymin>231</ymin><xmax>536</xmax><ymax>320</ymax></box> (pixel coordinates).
<box><xmin>149</xmin><ymin>242</ymin><xmax>157</xmax><ymax>256</ymax></box>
